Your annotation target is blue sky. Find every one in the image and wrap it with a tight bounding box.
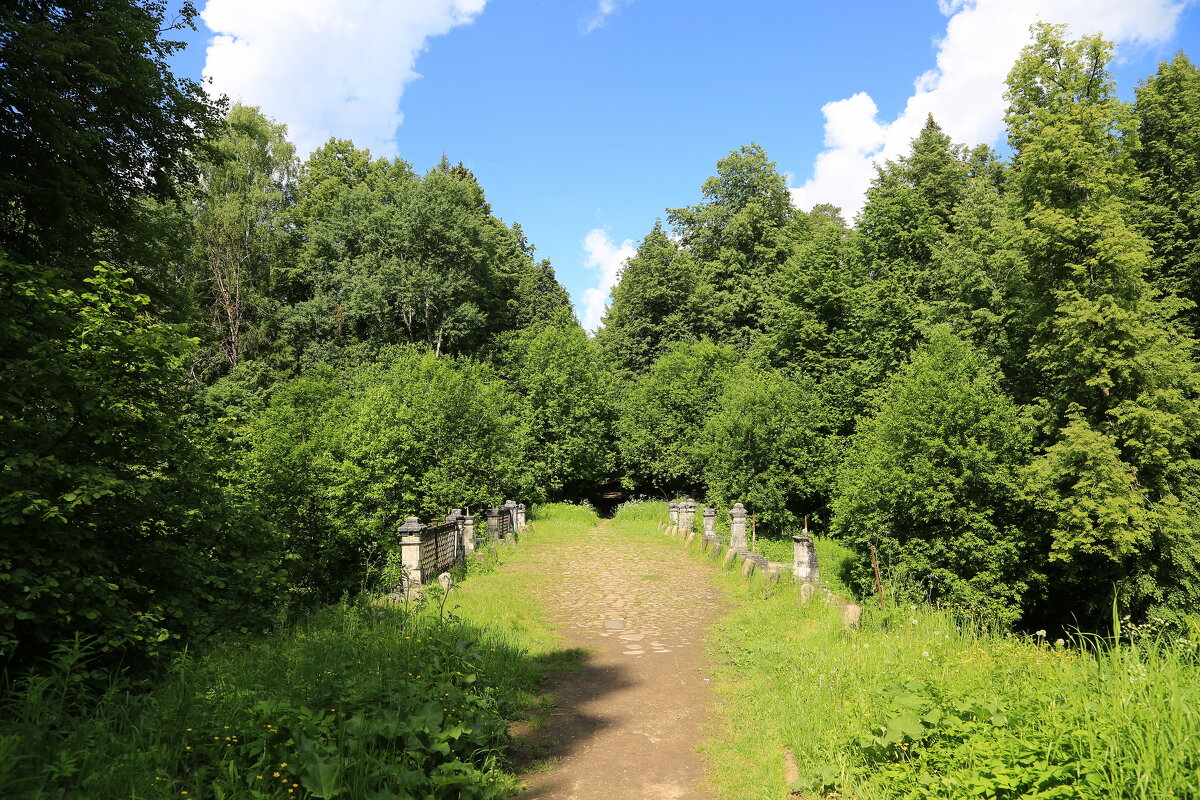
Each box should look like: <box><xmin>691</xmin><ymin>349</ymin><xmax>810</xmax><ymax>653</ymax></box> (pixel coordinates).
<box><xmin>167</xmin><ymin>0</ymin><xmax>1200</xmax><ymax>330</ymax></box>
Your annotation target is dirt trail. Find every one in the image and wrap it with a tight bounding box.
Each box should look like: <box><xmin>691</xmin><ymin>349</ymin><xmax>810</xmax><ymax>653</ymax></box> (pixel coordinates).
<box><xmin>512</xmin><ymin>521</ymin><xmax>724</xmax><ymax>800</ymax></box>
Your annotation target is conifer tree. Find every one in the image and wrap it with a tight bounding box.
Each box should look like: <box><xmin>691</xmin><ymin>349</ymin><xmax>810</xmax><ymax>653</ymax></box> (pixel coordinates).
<box><xmin>1134</xmin><ymin>52</ymin><xmax>1200</xmax><ymax>336</ymax></box>
<box><xmin>1005</xmin><ymin>24</ymin><xmax>1200</xmax><ymax>622</ymax></box>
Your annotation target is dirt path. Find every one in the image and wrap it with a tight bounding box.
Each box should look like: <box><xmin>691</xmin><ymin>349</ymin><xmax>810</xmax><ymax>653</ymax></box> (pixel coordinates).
<box><xmin>511</xmin><ymin>521</ymin><xmax>724</xmax><ymax>800</ymax></box>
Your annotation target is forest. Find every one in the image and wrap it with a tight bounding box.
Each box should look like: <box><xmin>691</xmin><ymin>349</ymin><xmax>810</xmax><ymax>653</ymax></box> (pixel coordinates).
<box><xmin>4</xmin><ymin>5</ymin><xmax>1200</xmax><ymax>795</ymax></box>
<box><xmin>5</xmin><ymin>2</ymin><xmax>1200</xmax><ymax>678</ymax></box>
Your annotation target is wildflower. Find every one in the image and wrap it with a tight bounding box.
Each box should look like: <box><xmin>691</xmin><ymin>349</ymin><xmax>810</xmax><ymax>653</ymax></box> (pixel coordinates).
<box><xmin>280</xmin><ymin>762</ymin><xmax>288</xmax><ymax>767</ymax></box>
<box><xmin>274</xmin><ymin>772</ymin><xmax>280</xmax><ymax>778</ymax></box>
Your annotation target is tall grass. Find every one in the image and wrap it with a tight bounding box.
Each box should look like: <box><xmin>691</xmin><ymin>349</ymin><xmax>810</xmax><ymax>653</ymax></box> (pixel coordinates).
<box><xmin>702</xmin><ymin>573</ymin><xmax>1200</xmax><ymax>800</ymax></box>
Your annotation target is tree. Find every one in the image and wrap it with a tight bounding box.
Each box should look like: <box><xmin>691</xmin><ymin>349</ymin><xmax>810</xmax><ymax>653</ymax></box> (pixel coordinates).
<box><xmin>190</xmin><ymin>105</ymin><xmax>297</xmax><ymax>376</ymax></box>
<box><xmin>1134</xmin><ymin>52</ymin><xmax>1200</xmax><ymax>336</ymax></box>
<box><xmin>849</xmin><ymin>116</ymin><xmax>973</xmax><ymax>391</ymax></box>
<box><xmin>0</xmin><ymin>256</ymin><xmax>280</xmax><ymax>673</ymax></box>
<box><xmin>0</xmin><ymin>1</ymin><xmax>222</xmax><ymax>271</ymax></box>
<box><xmin>616</xmin><ymin>341</ymin><xmax>739</xmax><ymax>496</ymax></box>
<box><xmin>597</xmin><ymin>221</ymin><xmax>701</xmax><ymax>376</ymax></box>
<box><xmin>503</xmin><ymin>309</ymin><xmax>618</xmax><ymax>500</ymax></box>
<box><xmin>667</xmin><ymin>144</ymin><xmax>797</xmax><ymax>351</ymax></box>
<box><xmin>1005</xmin><ymin>24</ymin><xmax>1200</xmax><ymax>623</ymax></box>
<box><xmin>701</xmin><ymin>363</ymin><xmax>837</xmax><ymax>534</ymax></box>
<box><xmin>239</xmin><ymin>348</ymin><xmax>528</xmax><ymax>603</ymax></box>
<box><xmin>760</xmin><ymin>204</ymin><xmax>857</xmax><ymax>379</ymax></box>
<box><xmin>832</xmin><ymin>328</ymin><xmax>1037</xmax><ymax>619</ymax></box>
<box><xmin>274</xmin><ymin>146</ymin><xmax>559</xmax><ymax>365</ymax></box>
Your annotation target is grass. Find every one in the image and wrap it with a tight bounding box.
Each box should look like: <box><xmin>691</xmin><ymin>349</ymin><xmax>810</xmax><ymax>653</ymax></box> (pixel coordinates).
<box><xmin>0</xmin><ymin>503</ymin><xmax>600</xmax><ymax>800</ymax></box>
<box><xmin>701</xmin><ymin>567</ymin><xmax>1200</xmax><ymax>800</ymax></box>
<box><xmin>628</xmin><ymin>503</ymin><xmax>1200</xmax><ymax>800</ymax></box>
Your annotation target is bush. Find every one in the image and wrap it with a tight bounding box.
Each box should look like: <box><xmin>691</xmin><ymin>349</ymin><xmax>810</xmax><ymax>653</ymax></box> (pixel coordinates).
<box><xmin>701</xmin><ymin>363</ymin><xmax>838</xmax><ymax>534</ymax></box>
<box><xmin>616</xmin><ymin>340</ymin><xmax>739</xmax><ymax>496</ymax></box>
<box><xmin>237</xmin><ymin>348</ymin><xmax>530</xmax><ymax>604</ymax></box>
<box><xmin>0</xmin><ymin>257</ymin><xmax>280</xmax><ymax>674</ymax></box>
<box><xmin>832</xmin><ymin>328</ymin><xmax>1038</xmax><ymax>619</ymax></box>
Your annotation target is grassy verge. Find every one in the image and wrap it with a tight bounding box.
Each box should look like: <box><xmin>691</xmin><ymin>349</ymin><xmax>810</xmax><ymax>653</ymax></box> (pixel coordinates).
<box><xmin>0</xmin><ymin>504</ymin><xmax>600</xmax><ymax>800</ymax></box>
<box><xmin>626</xmin><ymin>505</ymin><xmax>1200</xmax><ymax>799</ymax></box>
<box><xmin>702</xmin><ymin>571</ymin><xmax>1200</xmax><ymax>799</ymax></box>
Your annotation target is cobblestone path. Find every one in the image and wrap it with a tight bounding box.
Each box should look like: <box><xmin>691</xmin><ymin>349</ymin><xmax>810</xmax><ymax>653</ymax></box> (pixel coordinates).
<box><xmin>514</xmin><ymin>522</ymin><xmax>724</xmax><ymax>800</ymax></box>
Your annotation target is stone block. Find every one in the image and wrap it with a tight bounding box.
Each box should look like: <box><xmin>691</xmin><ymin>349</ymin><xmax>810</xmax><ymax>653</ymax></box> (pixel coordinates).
<box><xmin>741</xmin><ymin>557</ymin><xmax>756</xmax><ymax>577</ymax></box>
<box><xmin>842</xmin><ymin>603</ymin><xmax>863</xmax><ymax>628</ymax></box>
<box><xmin>722</xmin><ymin>548</ymin><xmax>739</xmax><ymax>570</ymax></box>
<box><xmin>799</xmin><ymin>583</ymin><xmax>815</xmax><ymax>604</ymax></box>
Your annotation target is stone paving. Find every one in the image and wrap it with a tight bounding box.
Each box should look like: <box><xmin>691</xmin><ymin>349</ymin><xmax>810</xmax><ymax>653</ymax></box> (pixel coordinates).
<box><xmin>542</xmin><ymin>541</ymin><xmax>718</xmax><ymax>658</ymax></box>
<box><xmin>514</xmin><ymin>523</ymin><xmax>723</xmax><ymax>800</ymax></box>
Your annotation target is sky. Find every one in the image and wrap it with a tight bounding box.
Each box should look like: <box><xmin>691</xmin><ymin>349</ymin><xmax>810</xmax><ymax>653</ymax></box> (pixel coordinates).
<box><xmin>166</xmin><ymin>0</ymin><xmax>1200</xmax><ymax>332</ymax></box>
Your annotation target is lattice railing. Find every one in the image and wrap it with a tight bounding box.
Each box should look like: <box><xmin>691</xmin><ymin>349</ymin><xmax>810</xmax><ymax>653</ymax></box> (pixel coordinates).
<box><xmin>418</xmin><ymin>520</ymin><xmax>460</xmax><ymax>579</ymax></box>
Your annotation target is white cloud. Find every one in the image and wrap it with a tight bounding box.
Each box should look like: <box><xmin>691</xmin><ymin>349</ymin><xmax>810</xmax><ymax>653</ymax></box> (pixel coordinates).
<box><xmin>584</xmin><ymin>0</ymin><xmax>631</xmax><ymax>33</ymax></box>
<box><xmin>791</xmin><ymin>0</ymin><xmax>1189</xmax><ymax>219</ymax></box>
<box><xmin>201</xmin><ymin>0</ymin><xmax>487</xmax><ymax>157</ymax></box>
<box><xmin>581</xmin><ymin>228</ymin><xmax>636</xmax><ymax>333</ymax></box>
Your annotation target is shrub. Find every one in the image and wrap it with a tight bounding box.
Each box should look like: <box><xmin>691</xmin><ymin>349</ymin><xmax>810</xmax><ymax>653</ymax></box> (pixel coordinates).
<box><xmin>832</xmin><ymin>327</ymin><xmax>1038</xmax><ymax>619</ymax></box>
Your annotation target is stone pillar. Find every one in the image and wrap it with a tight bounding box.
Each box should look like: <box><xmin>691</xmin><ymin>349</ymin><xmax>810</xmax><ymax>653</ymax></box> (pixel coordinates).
<box><xmin>517</xmin><ymin>503</ymin><xmax>526</xmax><ymax>528</ymax></box>
<box><xmin>462</xmin><ymin>513</ymin><xmax>477</xmax><ymax>554</ymax></box>
<box><xmin>504</xmin><ymin>499</ymin><xmax>518</xmax><ymax>531</ymax></box>
<box><xmin>730</xmin><ymin>503</ymin><xmax>748</xmax><ymax>552</ymax></box>
<box><xmin>486</xmin><ymin>508</ymin><xmax>503</xmax><ymax>539</ymax></box>
<box><xmin>681</xmin><ymin>500</ymin><xmax>696</xmax><ymax>536</ymax></box>
<box><xmin>668</xmin><ymin>502</ymin><xmax>679</xmax><ymax>526</ymax></box>
<box><xmin>703</xmin><ymin>507</ymin><xmax>716</xmax><ymax>541</ymax></box>
<box><xmin>792</xmin><ymin>532</ymin><xmax>821</xmax><ymax>584</ymax></box>
<box><xmin>397</xmin><ymin>516</ymin><xmax>425</xmax><ymax>587</ymax></box>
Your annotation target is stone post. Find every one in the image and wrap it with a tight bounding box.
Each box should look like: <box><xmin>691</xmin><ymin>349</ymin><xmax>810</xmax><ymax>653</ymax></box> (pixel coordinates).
<box><xmin>446</xmin><ymin>509</ymin><xmax>463</xmax><ymax>562</ymax></box>
<box><xmin>517</xmin><ymin>503</ymin><xmax>526</xmax><ymax>528</ymax></box>
<box><xmin>792</xmin><ymin>532</ymin><xmax>820</xmax><ymax>584</ymax></box>
<box><xmin>504</xmin><ymin>499</ymin><xmax>518</xmax><ymax>531</ymax></box>
<box><xmin>681</xmin><ymin>500</ymin><xmax>696</xmax><ymax>536</ymax></box>
<box><xmin>668</xmin><ymin>501</ymin><xmax>679</xmax><ymax>526</ymax></box>
<box><xmin>461</xmin><ymin>513</ymin><xmax>477</xmax><ymax>555</ymax></box>
<box><xmin>486</xmin><ymin>508</ymin><xmax>503</xmax><ymax>539</ymax></box>
<box><xmin>397</xmin><ymin>516</ymin><xmax>425</xmax><ymax>588</ymax></box>
<box><xmin>730</xmin><ymin>503</ymin><xmax>748</xmax><ymax>552</ymax></box>
<box><xmin>703</xmin><ymin>507</ymin><xmax>716</xmax><ymax>541</ymax></box>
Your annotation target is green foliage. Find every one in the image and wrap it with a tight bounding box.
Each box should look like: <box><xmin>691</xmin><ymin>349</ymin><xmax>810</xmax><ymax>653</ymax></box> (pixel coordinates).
<box><xmin>833</xmin><ymin>328</ymin><xmax>1036</xmax><ymax>617</ymax></box>
<box><xmin>0</xmin><ymin>599</ymin><xmax>550</xmax><ymax>799</ymax></box>
<box><xmin>0</xmin><ymin>0</ymin><xmax>222</xmax><ymax>270</ymax></box>
<box><xmin>667</xmin><ymin>144</ymin><xmax>797</xmax><ymax>352</ymax></box>
<box><xmin>501</xmin><ymin>311</ymin><xmax>617</xmax><ymax>499</ymax></box>
<box><xmin>1005</xmin><ymin>24</ymin><xmax>1200</xmax><ymax>624</ymax></box>
<box><xmin>1135</xmin><ymin>52</ymin><xmax>1200</xmax><ymax>335</ymax></box>
<box><xmin>189</xmin><ymin>104</ymin><xmax>297</xmax><ymax>376</ymax></box>
<box><xmin>238</xmin><ymin>348</ymin><xmax>528</xmax><ymax>604</ymax></box>
<box><xmin>701</xmin><ymin>363</ymin><xmax>838</xmax><ymax>534</ymax></box>
<box><xmin>273</xmin><ymin>146</ymin><xmax>565</xmax><ymax>366</ymax></box>
<box><xmin>597</xmin><ymin>221</ymin><xmax>701</xmax><ymax>376</ymax></box>
<box><xmin>616</xmin><ymin>340</ymin><xmax>739</xmax><ymax>496</ymax></box>
<box><xmin>0</xmin><ymin>256</ymin><xmax>280</xmax><ymax>672</ymax></box>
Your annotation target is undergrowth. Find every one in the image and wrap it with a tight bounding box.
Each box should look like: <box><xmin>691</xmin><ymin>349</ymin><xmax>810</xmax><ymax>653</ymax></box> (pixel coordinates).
<box><xmin>0</xmin><ymin>504</ymin><xmax>597</xmax><ymax>800</ymax></box>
